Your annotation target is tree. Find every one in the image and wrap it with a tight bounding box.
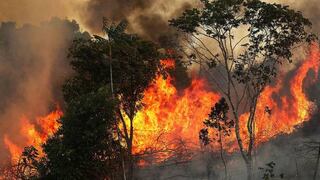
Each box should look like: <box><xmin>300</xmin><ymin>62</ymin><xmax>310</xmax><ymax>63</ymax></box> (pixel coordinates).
<box><xmin>100</xmin><ymin>20</ymin><xmax>161</xmax><ymax>180</ymax></box>
<box><xmin>170</xmin><ymin>0</ymin><xmax>315</xmax><ymax>179</ymax></box>
<box><xmin>52</xmin><ymin>20</ymin><xmax>161</xmax><ymax>180</ymax></box>
<box><xmin>200</xmin><ymin>97</ymin><xmax>234</xmax><ymax>180</ymax></box>
<box><xmin>41</xmin><ymin>24</ymin><xmax>124</xmax><ymax>179</ymax></box>
<box><xmin>43</xmin><ymin>88</ymin><xmax>121</xmax><ymax>179</ymax></box>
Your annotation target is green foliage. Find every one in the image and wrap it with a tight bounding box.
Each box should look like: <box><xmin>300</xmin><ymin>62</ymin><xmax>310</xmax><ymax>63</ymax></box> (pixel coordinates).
<box><xmin>41</xmin><ymin>21</ymin><xmax>161</xmax><ymax>179</ymax></box>
<box><xmin>42</xmin><ymin>89</ymin><xmax>120</xmax><ymax>179</ymax></box>
<box><xmin>170</xmin><ymin>0</ymin><xmax>315</xmax><ymax>91</ymax></box>
<box><xmin>67</xmin><ymin>21</ymin><xmax>161</xmax><ymax>120</ymax></box>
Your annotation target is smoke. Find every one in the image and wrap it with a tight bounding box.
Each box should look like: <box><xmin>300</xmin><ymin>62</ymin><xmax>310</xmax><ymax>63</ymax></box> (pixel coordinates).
<box><xmin>0</xmin><ymin>0</ymin><xmax>85</xmax><ymax>27</ymax></box>
<box><xmin>0</xmin><ymin>0</ymin><xmax>317</xmax><ymax>42</ymax></box>
<box><xmin>83</xmin><ymin>0</ymin><xmax>197</xmax><ymax>42</ymax></box>
<box><xmin>0</xmin><ymin>18</ymin><xmax>88</xmax><ymax>162</ymax></box>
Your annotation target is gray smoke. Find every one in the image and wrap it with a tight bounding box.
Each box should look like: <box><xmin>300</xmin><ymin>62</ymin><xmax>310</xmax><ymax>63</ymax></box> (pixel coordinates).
<box><xmin>83</xmin><ymin>0</ymin><xmax>196</xmax><ymax>43</ymax></box>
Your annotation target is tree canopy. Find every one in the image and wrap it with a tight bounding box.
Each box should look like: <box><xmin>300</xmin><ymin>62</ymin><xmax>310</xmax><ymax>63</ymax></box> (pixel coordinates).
<box><xmin>42</xmin><ymin>21</ymin><xmax>162</xmax><ymax>179</ymax></box>
<box><xmin>170</xmin><ymin>0</ymin><xmax>316</xmax><ymax>179</ymax></box>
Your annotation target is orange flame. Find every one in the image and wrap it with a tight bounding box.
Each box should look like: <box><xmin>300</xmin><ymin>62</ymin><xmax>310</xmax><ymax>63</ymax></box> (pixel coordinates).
<box><xmin>3</xmin><ymin>45</ymin><xmax>319</xmax><ymax>165</ymax></box>
<box><xmin>235</xmin><ymin>44</ymin><xmax>320</xmax><ymax>151</ymax></box>
<box><xmin>4</xmin><ymin>107</ymin><xmax>62</xmax><ymax>163</ymax></box>
<box><xmin>132</xmin><ymin>44</ymin><xmax>319</xmax><ymax>161</ymax></box>
<box><xmin>130</xmin><ymin>60</ymin><xmax>220</xmax><ymax>163</ymax></box>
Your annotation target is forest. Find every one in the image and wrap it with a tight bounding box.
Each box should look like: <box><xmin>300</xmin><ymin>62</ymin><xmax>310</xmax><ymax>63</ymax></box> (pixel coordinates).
<box><xmin>0</xmin><ymin>0</ymin><xmax>320</xmax><ymax>179</ymax></box>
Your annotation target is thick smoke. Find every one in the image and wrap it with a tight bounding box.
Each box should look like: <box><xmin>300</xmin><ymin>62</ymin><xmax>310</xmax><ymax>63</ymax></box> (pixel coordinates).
<box><xmin>83</xmin><ymin>0</ymin><xmax>197</xmax><ymax>42</ymax></box>
<box><xmin>0</xmin><ymin>18</ymin><xmax>88</xmax><ymax>162</ymax></box>
<box><xmin>82</xmin><ymin>0</ymin><xmax>320</xmax><ymax>42</ymax></box>
<box><xmin>0</xmin><ymin>0</ymin><xmax>318</xmax><ymax>41</ymax></box>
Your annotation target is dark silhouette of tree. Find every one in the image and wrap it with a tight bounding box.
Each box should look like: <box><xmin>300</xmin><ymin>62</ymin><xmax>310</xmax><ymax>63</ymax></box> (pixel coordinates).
<box><xmin>99</xmin><ymin>19</ymin><xmax>161</xmax><ymax>180</ymax></box>
<box><xmin>200</xmin><ymin>97</ymin><xmax>234</xmax><ymax>180</ymax></box>
<box><xmin>42</xmin><ymin>88</ymin><xmax>121</xmax><ymax>179</ymax></box>
<box><xmin>41</xmin><ymin>20</ymin><xmax>161</xmax><ymax>180</ymax></box>
<box><xmin>170</xmin><ymin>0</ymin><xmax>316</xmax><ymax>179</ymax></box>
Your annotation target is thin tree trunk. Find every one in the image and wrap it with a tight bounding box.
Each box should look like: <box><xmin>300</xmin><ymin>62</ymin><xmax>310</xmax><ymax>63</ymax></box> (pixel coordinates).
<box><xmin>246</xmin><ymin>159</ymin><xmax>253</xmax><ymax>180</ymax></box>
<box><xmin>127</xmin><ymin>117</ymin><xmax>134</xmax><ymax>180</ymax></box>
<box><xmin>313</xmin><ymin>145</ymin><xmax>320</xmax><ymax>180</ymax></box>
<box><xmin>219</xmin><ymin>131</ymin><xmax>227</xmax><ymax>180</ymax></box>
<box><xmin>246</xmin><ymin>97</ymin><xmax>258</xmax><ymax>180</ymax></box>
<box><xmin>108</xmin><ymin>43</ymin><xmax>126</xmax><ymax>180</ymax></box>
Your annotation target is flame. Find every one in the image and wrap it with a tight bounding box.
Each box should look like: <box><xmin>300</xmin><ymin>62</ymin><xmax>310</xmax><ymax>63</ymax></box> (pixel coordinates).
<box><xmin>129</xmin><ymin>59</ymin><xmax>220</xmax><ymax>163</ymax></box>
<box><xmin>3</xmin><ymin>45</ymin><xmax>319</xmax><ymax>165</ymax></box>
<box><xmin>4</xmin><ymin>107</ymin><xmax>63</xmax><ymax>163</ymax></box>
<box><xmin>132</xmin><ymin>44</ymin><xmax>319</xmax><ymax>161</ymax></box>
<box><xmin>3</xmin><ymin>136</ymin><xmax>21</xmax><ymax>163</ymax></box>
<box><xmin>234</xmin><ymin>44</ymin><xmax>320</xmax><ymax>151</ymax></box>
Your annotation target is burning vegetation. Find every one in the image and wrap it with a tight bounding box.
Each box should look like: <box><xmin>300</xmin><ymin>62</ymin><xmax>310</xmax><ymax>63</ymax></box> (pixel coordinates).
<box><xmin>1</xmin><ymin>0</ymin><xmax>320</xmax><ymax>180</ymax></box>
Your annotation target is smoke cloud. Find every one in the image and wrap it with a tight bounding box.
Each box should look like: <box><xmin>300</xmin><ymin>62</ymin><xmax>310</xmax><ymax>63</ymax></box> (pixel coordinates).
<box><xmin>0</xmin><ymin>0</ymin><xmax>318</xmax><ymax>40</ymax></box>
<box><xmin>83</xmin><ymin>0</ymin><xmax>197</xmax><ymax>42</ymax></box>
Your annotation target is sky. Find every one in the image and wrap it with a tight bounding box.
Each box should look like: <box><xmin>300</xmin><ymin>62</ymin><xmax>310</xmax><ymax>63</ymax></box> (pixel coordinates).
<box><xmin>0</xmin><ymin>0</ymin><xmax>319</xmax><ymax>33</ymax></box>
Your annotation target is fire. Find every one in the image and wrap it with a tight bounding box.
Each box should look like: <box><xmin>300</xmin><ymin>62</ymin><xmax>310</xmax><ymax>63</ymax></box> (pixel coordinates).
<box><xmin>235</xmin><ymin>44</ymin><xmax>320</xmax><ymax>150</ymax></box>
<box><xmin>4</xmin><ymin>107</ymin><xmax>63</xmax><ymax>163</ymax></box>
<box><xmin>3</xmin><ymin>44</ymin><xmax>319</xmax><ymax>165</ymax></box>
<box><xmin>130</xmin><ymin>59</ymin><xmax>220</xmax><ymax>162</ymax></box>
<box><xmin>132</xmin><ymin>44</ymin><xmax>319</xmax><ymax>160</ymax></box>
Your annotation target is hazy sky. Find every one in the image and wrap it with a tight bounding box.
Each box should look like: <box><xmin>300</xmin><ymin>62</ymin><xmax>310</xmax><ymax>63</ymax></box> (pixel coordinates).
<box><xmin>0</xmin><ymin>0</ymin><xmax>317</xmax><ymax>34</ymax></box>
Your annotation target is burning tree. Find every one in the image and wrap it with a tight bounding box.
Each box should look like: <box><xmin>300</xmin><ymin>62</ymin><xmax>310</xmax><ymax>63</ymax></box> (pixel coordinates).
<box><xmin>170</xmin><ymin>0</ymin><xmax>316</xmax><ymax>179</ymax></box>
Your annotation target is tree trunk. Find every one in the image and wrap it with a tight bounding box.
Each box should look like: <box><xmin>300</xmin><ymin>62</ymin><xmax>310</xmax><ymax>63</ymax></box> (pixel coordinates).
<box><xmin>246</xmin><ymin>159</ymin><xmax>253</xmax><ymax>180</ymax></box>
<box><xmin>108</xmin><ymin>43</ymin><xmax>127</xmax><ymax>180</ymax></box>
<box><xmin>127</xmin><ymin>151</ymin><xmax>134</xmax><ymax>180</ymax></box>
<box><xmin>127</xmin><ymin>117</ymin><xmax>134</xmax><ymax>180</ymax></box>
<box><xmin>219</xmin><ymin>131</ymin><xmax>228</xmax><ymax>180</ymax></box>
<box><xmin>313</xmin><ymin>145</ymin><xmax>320</xmax><ymax>180</ymax></box>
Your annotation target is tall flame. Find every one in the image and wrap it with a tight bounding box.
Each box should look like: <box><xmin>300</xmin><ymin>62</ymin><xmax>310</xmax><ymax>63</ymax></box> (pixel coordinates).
<box><xmin>4</xmin><ymin>107</ymin><xmax>62</xmax><ymax>163</ymax></box>
<box><xmin>132</xmin><ymin>44</ymin><xmax>320</xmax><ymax>161</ymax></box>
<box><xmin>236</xmin><ymin>44</ymin><xmax>320</xmax><ymax>150</ymax></box>
<box><xmin>132</xmin><ymin>71</ymin><xmax>220</xmax><ymax>156</ymax></box>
